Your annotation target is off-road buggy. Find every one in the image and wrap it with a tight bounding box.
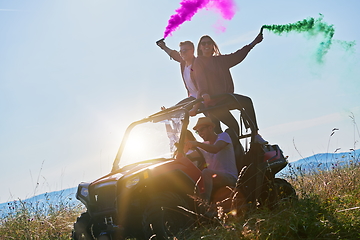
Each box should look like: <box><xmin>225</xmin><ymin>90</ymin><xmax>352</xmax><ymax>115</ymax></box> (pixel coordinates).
<box><xmin>72</xmin><ymin>93</ymin><xmax>296</xmax><ymax>240</ymax></box>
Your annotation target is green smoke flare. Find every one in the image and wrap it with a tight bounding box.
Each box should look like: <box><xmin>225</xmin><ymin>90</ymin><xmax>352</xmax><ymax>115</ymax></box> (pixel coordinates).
<box><xmin>262</xmin><ymin>14</ymin><xmax>356</xmax><ymax>63</ymax></box>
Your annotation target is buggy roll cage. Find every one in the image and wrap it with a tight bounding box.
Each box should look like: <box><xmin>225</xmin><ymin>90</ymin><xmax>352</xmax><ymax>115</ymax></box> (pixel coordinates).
<box><xmin>154</xmin><ymin>93</ymin><xmax>257</xmax><ymax>139</ymax></box>
<box><xmin>111</xmin><ymin>93</ymin><xmax>257</xmax><ymax>172</ymax></box>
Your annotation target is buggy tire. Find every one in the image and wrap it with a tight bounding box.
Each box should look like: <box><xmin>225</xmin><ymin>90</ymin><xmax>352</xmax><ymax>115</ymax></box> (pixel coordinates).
<box><xmin>72</xmin><ymin>212</ymin><xmax>94</xmax><ymax>240</ymax></box>
<box><xmin>259</xmin><ymin>178</ymin><xmax>297</xmax><ymax>209</ymax></box>
<box><xmin>142</xmin><ymin>192</ymin><xmax>193</xmax><ymax>240</ymax></box>
<box><xmin>274</xmin><ymin>178</ymin><xmax>297</xmax><ymax>201</ymax></box>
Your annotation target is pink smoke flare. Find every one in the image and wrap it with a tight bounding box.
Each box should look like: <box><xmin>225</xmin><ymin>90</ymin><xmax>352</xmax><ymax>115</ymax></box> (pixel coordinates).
<box><xmin>163</xmin><ymin>0</ymin><xmax>237</xmax><ymax>39</ymax></box>
<box><xmin>207</xmin><ymin>0</ymin><xmax>237</xmax><ymax>20</ymax></box>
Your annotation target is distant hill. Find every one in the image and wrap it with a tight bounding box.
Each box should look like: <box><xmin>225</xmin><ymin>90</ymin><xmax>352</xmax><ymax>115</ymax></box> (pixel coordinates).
<box><xmin>278</xmin><ymin>149</ymin><xmax>360</xmax><ymax>176</ymax></box>
<box><xmin>0</xmin><ymin>187</ymin><xmax>78</xmax><ymax>218</ymax></box>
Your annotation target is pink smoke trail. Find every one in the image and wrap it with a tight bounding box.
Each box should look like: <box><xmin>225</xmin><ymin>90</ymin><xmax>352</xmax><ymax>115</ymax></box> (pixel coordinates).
<box><xmin>207</xmin><ymin>0</ymin><xmax>237</xmax><ymax>20</ymax></box>
<box><xmin>163</xmin><ymin>0</ymin><xmax>237</xmax><ymax>39</ymax></box>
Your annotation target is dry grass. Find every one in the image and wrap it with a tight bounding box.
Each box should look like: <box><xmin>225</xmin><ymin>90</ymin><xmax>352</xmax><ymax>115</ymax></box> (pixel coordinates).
<box><xmin>0</xmin><ymin>195</ymin><xmax>84</xmax><ymax>239</ymax></box>
<box><xmin>186</xmin><ymin>158</ymin><xmax>360</xmax><ymax>240</ymax></box>
<box><xmin>1</xmin><ymin>157</ymin><xmax>359</xmax><ymax>239</ymax></box>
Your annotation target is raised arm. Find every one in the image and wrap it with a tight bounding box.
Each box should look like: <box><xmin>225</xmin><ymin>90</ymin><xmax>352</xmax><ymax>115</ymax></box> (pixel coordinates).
<box><xmin>156</xmin><ymin>40</ymin><xmax>182</xmax><ymax>63</ymax></box>
<box><xmin>221</xmin><ymin>28</ymin><xmax>264</xmax><ymax>68</ymax></box>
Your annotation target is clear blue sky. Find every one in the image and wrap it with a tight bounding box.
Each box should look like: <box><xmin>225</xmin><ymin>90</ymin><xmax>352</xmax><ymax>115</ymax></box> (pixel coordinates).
<box><xmin>1</xmin><ymin>0</ymin><xmax>359</xmax><ymax>202</ymax></box>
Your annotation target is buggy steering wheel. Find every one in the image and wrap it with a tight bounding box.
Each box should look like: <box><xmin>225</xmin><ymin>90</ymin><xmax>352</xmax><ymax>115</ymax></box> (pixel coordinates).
<box><xmin>187</xmin><ymin>147</ymin><xmax>207</xmax><ymax>171</ymax></box>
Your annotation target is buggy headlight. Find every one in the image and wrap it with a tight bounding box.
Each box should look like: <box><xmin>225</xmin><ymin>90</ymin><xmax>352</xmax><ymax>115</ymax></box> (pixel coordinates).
<box><xmin>126</xmin><ymin>176</ymin><xmax>140</xmax><ymax>188</ymax></box>
<box><xmin>80</xmin><ymin>187</ymin><xmax>89</xmax><ymax>198</ymax></box>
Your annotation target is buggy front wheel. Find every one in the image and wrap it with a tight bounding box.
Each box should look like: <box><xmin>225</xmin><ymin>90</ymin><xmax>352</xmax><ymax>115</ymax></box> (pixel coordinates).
<box><xmin>142</xmin><ymin>192</ymin><xmax>193</xmax><ymax>240</ymax></box>
<box><xmin>72</xmin><ymin>212</ymin><xmax>94</xmax><ymax>240</ymax></box>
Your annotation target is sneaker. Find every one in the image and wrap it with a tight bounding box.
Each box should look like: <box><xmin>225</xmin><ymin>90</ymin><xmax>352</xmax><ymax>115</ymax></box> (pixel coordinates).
<box><xmin>254</xmin><ymin>134</ymin><xmax>268</xmax><ymax>145</ymax></box>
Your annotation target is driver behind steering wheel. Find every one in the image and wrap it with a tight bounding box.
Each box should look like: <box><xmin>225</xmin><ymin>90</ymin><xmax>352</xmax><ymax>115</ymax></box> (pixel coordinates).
<box><xmin>185</xmin><ymin>117</ymin><xmax>237</xmax><ymax>204</ymax></box>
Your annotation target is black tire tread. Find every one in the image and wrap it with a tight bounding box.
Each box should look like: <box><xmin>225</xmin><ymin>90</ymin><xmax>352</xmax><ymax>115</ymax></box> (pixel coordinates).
<box><xmin>72</xmin><ymin>212</ymin><xmax>94</xmax><ymax>240</ymax></box>
<box><xmin>142</xmin><ymin>192</ymin><xmax>192</xmax><ymax>240</ymax></box>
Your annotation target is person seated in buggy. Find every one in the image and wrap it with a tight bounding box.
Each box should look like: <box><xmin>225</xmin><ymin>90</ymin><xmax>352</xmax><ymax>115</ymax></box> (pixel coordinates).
<box><xmin>190</xmin><ymin>28</ymin><xmax>267</xmax><ymax>145</ymax></box>
<box><xmin>180</xmin><ymin>96</ymin><xmax>293</xmax><ymax>209</ymax></box>
<box><xmin>186</xmin><ymin>117</ymin><xmax>238</xmax><ymax>204</ymax></box>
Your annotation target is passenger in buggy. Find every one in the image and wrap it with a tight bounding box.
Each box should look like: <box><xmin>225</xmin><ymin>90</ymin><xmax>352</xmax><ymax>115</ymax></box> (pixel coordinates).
<box><xmin>186</xmin><ymin>117</ymin><xmax>238</xmax><ymax>204</ymax></box>
<box><xmin>190</xmin><ymin>28</ymin><xmax>267</xmax><ymax>145</ymax></box>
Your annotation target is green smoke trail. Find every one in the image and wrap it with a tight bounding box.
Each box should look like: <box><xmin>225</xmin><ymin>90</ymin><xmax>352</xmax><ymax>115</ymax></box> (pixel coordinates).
<box><xmin>262</xmin><ymin>14</ymin><xmax>356</xmax><ymax>63</ymax></box>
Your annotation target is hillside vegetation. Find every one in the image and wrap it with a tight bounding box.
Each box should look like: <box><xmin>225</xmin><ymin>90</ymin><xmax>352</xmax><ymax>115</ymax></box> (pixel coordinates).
<box><xmin>1</xmin><ymin>160</ymin><xmax>360</xmax><ymax>239</ymax></box>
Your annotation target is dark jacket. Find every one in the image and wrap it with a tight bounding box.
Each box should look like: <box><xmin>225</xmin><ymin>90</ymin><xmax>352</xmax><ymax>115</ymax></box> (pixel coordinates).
<box><xmin>193</xmin><ymin>45</ymin><xmax>253</xmax><ymax>100</ymax></box>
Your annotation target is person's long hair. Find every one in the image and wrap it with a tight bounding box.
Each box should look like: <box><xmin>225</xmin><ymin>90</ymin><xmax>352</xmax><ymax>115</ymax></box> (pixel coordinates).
<box><xmin>197</xmin><ymin>35</ymin><xmax>221</xmax><ymax>57</ymax></box>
